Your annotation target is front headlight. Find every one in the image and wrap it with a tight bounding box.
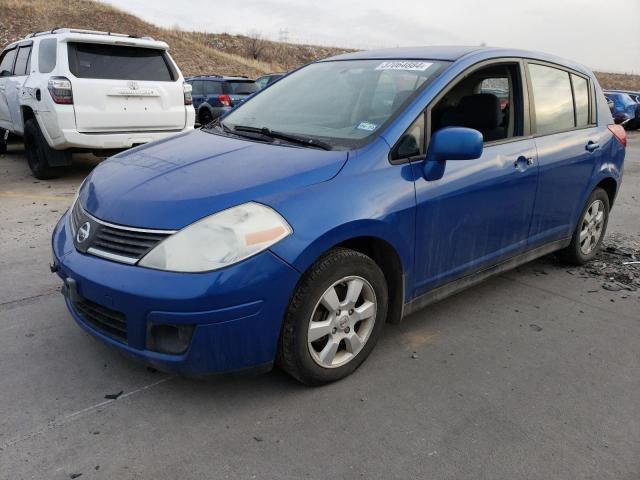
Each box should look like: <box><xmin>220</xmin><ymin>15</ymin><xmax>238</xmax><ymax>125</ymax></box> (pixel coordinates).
<box><xmin>138</xmin><ymin>202</ymin><xmax>292</xmax><ymax>273</ymax></box>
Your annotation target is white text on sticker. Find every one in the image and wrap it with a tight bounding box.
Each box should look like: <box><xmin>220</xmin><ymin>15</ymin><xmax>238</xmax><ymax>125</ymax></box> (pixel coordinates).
<box><xmin>376</xmin><ymin>61</ymin><xmax>433</xmax><ymax>71</ymax></box>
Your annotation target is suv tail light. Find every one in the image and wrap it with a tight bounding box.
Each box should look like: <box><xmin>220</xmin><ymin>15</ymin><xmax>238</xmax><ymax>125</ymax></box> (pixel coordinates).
<box><xmin>183</xmin><ymin>82</ymin><xmax>193</xmax><ymax>106</ymax></box>
<box><xmin>48</xmin><ymin>77</ymin><xmax>73</xmax><ymax>104</ymax></box>
<box><xmin>218</xmin><ymin>94</ymin><xmax>232</xmax><ymax>107</ymax></box>
<box><xmin>608</xmin><ymin>124</ymin><xmax>627</xmax><ymax>147</ymax></box>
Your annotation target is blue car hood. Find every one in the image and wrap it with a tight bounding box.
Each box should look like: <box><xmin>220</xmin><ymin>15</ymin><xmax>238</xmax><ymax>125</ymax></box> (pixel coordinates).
<box><xmin>80</xmin><ymin>130</ymin><xmax>348</xmax><ymax>229</ymax></box>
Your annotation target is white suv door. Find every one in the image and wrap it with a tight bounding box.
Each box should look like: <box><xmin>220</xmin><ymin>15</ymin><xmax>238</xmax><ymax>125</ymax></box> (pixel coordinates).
<box><xmin>0</xmin><ymin>47</ymin><xmax>18</xmax><ymax>130</ymax></box>
<box><xmin>5</xmin><ymin>44</ymin><xmax>33</xmax><ymax>135</ymax></box>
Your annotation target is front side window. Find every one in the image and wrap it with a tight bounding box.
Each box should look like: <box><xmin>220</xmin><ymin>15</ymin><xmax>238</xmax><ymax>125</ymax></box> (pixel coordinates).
<box><xmin>528</xmin><ymin>64</ymin><xmax>574</xmax><ymax>135</ymax></box>
<box><xmin>38</xmin><ymin>39</ymin><xmax>57</xmax><ymax>74</ymax></box>
<box><xmin>67</xmin><ymin>42</ymin><xmax>175</xmax><ymax>81</ymax></box>
<box><xmin>220</xmin><ymin>59</ymin><xmax>449</xmax><ymax>149</ymax></box>
<box><xmin>431</xmin><ymin>63</ymin><xmax>521</xmax><ymax>143</ymax></box>
<box><xmin>0</xmin><ymin>48</ymin><xmax>17</xmax><ymax>76</ymax></box>
<box><xmin>571</xmin><ymin>74</ymin><xmax>590</xmax><ymax>127</ymax></box>
<box><xmin>13</xmin><ymin>46</ymin><xmax>32</xmax><ymax>76</ymax></box>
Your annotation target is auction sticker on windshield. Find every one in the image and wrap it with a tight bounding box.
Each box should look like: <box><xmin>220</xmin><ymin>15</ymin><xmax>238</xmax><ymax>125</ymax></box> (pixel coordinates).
<box><xmin>376</xmin><ymin>61</ymin><xmax>433</xmax><ymax>71</ymax></box>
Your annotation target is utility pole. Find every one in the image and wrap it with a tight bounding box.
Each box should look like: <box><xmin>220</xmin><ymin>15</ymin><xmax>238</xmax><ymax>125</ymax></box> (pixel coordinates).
<box><xmin>278</xmin><ymin>28</ymin><xmax>289</xmax><ymax>43</ymax></box>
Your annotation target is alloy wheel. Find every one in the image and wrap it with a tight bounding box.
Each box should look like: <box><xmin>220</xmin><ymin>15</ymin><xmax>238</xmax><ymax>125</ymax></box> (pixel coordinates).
<box><xmin>579</xmin><ymin>199</ymin><xmax>605</xmax><ymax>255</ymax></box>
<box><xmin>307</xmin><ymin>276</ymin><xmax>377</xmax><ymax>369</ymax></box>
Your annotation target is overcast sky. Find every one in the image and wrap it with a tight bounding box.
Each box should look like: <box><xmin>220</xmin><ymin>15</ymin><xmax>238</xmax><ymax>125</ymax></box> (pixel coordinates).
<box><xmin>102</xmin><ymin>0</ymin><xmax>639</xmax><ymax>73</ymax></box>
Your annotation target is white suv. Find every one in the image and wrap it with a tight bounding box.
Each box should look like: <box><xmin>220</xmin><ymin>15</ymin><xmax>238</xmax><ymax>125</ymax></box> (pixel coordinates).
<box><xmin>0</xmin><ymin>28</ymin><xmax>195</xmax><ymax>179</ymax></box>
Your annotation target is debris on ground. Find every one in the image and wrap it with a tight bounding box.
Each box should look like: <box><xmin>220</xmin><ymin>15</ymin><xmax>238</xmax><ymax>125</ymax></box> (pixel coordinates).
<box><xmin>69</xmin><ymin>474</ymin><xmax>82</xmax><ymax>479</ymax></box>
<box><xmin>560</xmin><ymin>234</ymin><xmax>640</xmax><ymax>292</ymax></box>
<box><xmin>253</xmin><ymin>436</ymin><xmax>264</xmax><ymax>442</ymax></box>
<box><xmin>411</xmin><ymin>352</ymin><xmax>419</xmax><ymax>359</ymax></box>
<box><xmin>104</xmin><ymin>390</ymin><xmax>123</xmax><ymax>400</ymax></box>
<box><xmin>529</xmin><ymin>324</ymin><xmax>543</xmax><ymax>332</ymax></box>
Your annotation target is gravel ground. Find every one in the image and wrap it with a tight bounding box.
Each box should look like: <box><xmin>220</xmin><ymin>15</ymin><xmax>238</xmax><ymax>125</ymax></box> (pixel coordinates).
<box><xmin>0</xmin><ymin>132</ymin><xmax>638</xmax><ymax>479</ymax></box>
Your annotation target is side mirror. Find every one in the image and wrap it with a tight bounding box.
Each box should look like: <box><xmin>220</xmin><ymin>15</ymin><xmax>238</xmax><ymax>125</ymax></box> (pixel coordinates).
<box><xmin>422</xmin><ymin>127</ymin><xmax>483</xmax><ymax>181</ymax></box>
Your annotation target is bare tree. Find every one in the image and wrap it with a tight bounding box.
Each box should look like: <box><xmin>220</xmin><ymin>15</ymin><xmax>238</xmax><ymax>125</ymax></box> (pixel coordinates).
<box><xmin>246</xmin><ymin>32</ymin><xmax>267</xmax><ymax>60</ymax></box>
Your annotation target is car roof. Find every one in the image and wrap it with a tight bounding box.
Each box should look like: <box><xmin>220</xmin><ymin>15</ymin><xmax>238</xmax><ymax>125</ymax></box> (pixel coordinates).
<box><xmin>4</xmin><ymin>28</ymin><xmax>168</xmax><ymax>50</ymax></box>
<box><xmin>323</xmin><ymin>46</ymin><xmax>593</xmax><ymax>76</ymax></box>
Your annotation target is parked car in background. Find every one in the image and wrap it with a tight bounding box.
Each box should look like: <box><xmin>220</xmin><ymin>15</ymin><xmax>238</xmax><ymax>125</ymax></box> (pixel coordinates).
<box><xmin>604</xmin><ymin>91</ymin><xmax>640</xmax><ymax>129</ymax></box>
<box><xmin>0</xmin><ymin>28</ymin><xmax>195</xmax><ymax>179</ymax></box>
<box><xmin>185</xmin><ymin>75</ymin><xmax>258</xmax><ymax>125</ymax></box>
<box><xmin>52</xmin><ymin>47</ymin><xmax>625</xmax><ymax>385</ymax></box>
<box><xmin>255</xmin><ymin>72</ymin><xmax>285</xmax><ymax>90</ymax></box>
<box><xmin>606</xmin><ymin>89</ymin><xmax>640</xmax><ymax>103</ymax></box>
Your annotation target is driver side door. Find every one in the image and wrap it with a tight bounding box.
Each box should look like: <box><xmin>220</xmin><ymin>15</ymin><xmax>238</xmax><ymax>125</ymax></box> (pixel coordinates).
<box><xmin>410</xmin><ymin>60</ymin><xmax>539</xmax><ymax>297</ymax></box>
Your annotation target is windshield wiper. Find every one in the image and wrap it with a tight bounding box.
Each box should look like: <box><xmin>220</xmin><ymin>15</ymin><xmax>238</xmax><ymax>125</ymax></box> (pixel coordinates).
<box><xmin>233</xmin><ymin>125</ymin><xmax>332</xmax><ymax>150</ymax></box>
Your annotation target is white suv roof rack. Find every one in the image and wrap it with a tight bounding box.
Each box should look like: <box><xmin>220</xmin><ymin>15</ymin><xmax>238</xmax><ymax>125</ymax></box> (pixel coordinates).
<box><xmin>25</xmin><ymin>28</ymin><xmax>154</xmax><ymax>41</ymax></box>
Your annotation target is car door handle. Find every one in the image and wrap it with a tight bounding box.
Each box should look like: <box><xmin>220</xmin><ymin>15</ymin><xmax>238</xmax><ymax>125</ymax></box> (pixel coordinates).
<box><xmin>514</xmin><ymin>156</ymin><xmax>534</xmax><ymax>170</ymax></box>
<box><xmin>585</xmin><ymin>141</ymin><xmax>600</xmax><ymax>152</ymax></box>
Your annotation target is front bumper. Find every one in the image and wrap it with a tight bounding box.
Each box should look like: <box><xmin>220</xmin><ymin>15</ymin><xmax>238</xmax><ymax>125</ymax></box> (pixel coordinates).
<box><xmin>52</xmin><ymin>211</ymin><xmax>300</xmax><ymax>375</ymax></box>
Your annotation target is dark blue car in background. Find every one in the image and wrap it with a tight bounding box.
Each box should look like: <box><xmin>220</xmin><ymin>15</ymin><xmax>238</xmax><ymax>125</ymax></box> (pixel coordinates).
<box><xmin>604</xmin><ymin>91</ymin><xmax>640</xmax><ymax>129</ymax></box>
<box><xmin>52</xmin><ymin>46</ymin><xmax>626</xmax><ymax>385</ymax></box>
<box><xmin>185</xmin><ymin>75</ymin><xmax>258</xmax><ymax>125</ymax></box>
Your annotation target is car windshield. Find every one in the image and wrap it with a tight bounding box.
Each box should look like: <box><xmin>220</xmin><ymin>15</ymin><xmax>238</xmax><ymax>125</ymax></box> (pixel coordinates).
<box><xmin>220</xmin><ymin>59</ymin><xmax>450</xmax><ymax>149</ymax></box>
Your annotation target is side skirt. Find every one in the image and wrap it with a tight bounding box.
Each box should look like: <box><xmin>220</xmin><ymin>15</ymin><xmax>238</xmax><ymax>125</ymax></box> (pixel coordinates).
<box><xmin>402</xmin><ymin>238</ymin><xmax>570</xmax><ymax>318</ymax></box>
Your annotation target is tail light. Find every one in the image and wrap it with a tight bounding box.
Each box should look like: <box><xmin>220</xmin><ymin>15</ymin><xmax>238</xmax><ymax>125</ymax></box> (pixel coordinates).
<box><xmin>183</xmin><ymin>82</ymin><xmax>192</xmax><ymax>106</ymax></box>
<box><xmin>48</xmin><ymin>77</ymin><xmax>73</xmax><ymax>104</ymax></box>
<box><xmin>608</xmin><ymin>124</ymin><xmax>627</xmax><ymax>147</ymax></box>
<box><xmin>218</xmin><ymin>94</ymin><xmax>232</xmax><ymax>107</ymax></box>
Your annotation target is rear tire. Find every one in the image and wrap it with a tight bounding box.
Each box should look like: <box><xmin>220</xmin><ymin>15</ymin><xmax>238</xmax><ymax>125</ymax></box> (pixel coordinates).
<box><xmin>277</xmin><ymin>248</ymin><xmax>388</xmax><ymax>385</ymax></box>
<box><xmin>24</xmin><ymin>119</ymin><xmax>69</xmax><ymax>179</ymax></box>
<box><xmin>0</xmin><ymin>128</ymin><xmax>7</xmax><ymax>154</ymax></box>
<box><xmin>556</xmin><ymin>188</ymin><xmax>610</xmax><ymax>265</ymax></box>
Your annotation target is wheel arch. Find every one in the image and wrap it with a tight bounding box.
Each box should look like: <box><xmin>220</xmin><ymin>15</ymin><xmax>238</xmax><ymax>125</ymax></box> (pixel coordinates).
<box><xmin>596</xmin><ymin>177</ymin><xmax>617</xmax><ymax>208</ymax></box>
<box><xmin>278</xmin><ymin>220</ymin><xmax>412</xmax><ymax>325</ymax></box>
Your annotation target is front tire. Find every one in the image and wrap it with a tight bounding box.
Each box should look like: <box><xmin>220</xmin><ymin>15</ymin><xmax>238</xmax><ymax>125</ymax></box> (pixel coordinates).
<box><xmin>277</xmin><ymin>248</ymin><xmax>388</xmax><ymax>385</ymax></box>
<box><xmin>24</xmin><ymin>119</ymin><xmax>69</xmax><ymax>180</ymax></box>
<box><xmin>557</xmin><ymin>187</ymin><xmax>610</xmax><ymax>265</ymax></box>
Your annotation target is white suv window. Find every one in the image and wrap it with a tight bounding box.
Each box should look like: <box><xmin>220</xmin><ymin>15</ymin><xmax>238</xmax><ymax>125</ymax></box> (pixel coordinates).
<box><xmin>67</xmin><ymin>42</ymin><xmax>175</xmax><ymax>81</ymax></box>
<box><xmin>38</xmin><ymin>38</ymin><xmax>57</xmax><ymax>74</ymax></box>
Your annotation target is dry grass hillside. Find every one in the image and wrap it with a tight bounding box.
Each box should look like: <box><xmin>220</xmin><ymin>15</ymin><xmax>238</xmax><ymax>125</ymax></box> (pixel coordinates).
<box><xmin>0</xmin><ymin>0</ymin><xmax>350</xmax><ymax>77</ymax></box>
<box><xmin>0</xmin><ymin>0</ymin><xmax>638</xmax><ymax>91</ymax></box>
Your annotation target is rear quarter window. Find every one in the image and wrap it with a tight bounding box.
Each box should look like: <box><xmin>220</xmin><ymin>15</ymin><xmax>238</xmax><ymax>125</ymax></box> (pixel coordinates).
<box><xmin>571</xmin><ymin>74</ymin><xmax>590</xmax><ymax>127</ymax></box>
<box><xmin>67</xmin><ymin>42</ymin><xmax>176</xmax><ymax>81</ymax></box>
<box><xmin>203</xmin><ymin>81</ymin><xmax>222</xmax><ymax>95</ymax></box>
<box><xmin>38</xmin><ymin>38</ymin><xmax>57</xmax><ymax>74</ymax></box>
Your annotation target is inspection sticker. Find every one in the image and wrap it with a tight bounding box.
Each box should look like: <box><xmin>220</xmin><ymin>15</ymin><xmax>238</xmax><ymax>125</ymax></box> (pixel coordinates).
<box><xmin>376</xmin><ymin>61</ymin><xmax>433</xmax><ymax>71</ymax></box>
<box><xmin>356</xmin><ymin>122</ymin><xmax>378</xmax><ymax>131</ymax></box>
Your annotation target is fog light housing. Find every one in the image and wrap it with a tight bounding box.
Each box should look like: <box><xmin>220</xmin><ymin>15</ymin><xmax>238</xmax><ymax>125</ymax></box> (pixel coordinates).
<box><xmin>146</xmin><ymin>323</ymin><xmax>194</xmax><ymax>355</ymax></box>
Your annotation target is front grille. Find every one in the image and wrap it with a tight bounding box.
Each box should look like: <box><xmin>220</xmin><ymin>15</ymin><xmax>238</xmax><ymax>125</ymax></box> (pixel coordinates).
<box><xmin>71</xmin><ymin>200</ymin><xmax>174</xmax><ymax>264</ymax></box>
<box><xmin>92</xmin><ymin>225</ymin><xmax>170</xmax><ymax>260</ymax></box>
<box><xmin>73</xmin><ymin>297</ymin><xmax>128</xmax><ymax>343</ymax></box>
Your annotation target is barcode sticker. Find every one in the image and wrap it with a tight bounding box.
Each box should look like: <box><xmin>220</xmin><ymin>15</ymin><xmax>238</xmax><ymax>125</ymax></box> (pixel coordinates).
<box><xmin>376</xmin><ymin>61</ymin><xmax>433</xmax><ymax>71</ymax></box>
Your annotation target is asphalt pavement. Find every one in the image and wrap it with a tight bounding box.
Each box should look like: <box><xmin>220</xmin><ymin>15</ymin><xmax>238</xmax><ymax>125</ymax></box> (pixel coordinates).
<box><xmin>0</xmin><ymin>133</ymin><xmax>638</xmax><ymax>479</ymax></box>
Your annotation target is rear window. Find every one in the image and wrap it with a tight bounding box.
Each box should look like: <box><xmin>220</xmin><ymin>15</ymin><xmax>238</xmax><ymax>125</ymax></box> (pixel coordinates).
<box><xmin>203</xmin><ymin>80</ymin><xmax>223</xmax><ymax>95</ymax></box>
<box><xmin>228</xmin><ymin>81</ymin><xmax>258</xmax><ymax>94</ymax></box>
<box><xmin>67</xmin><ymin>42</ymin><xmax>175</xmax><ymax>81</ymax></box>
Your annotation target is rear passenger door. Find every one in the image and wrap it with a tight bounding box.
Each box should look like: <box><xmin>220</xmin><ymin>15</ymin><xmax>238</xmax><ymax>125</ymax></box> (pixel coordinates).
<box><xmin>526</xmin><ymin>63</ymin><xmax>603</xmax><ymax>246</ymax></box>
<box><xmin>189</xmin><ymin>80</ymin><xmax>204</xmax><ymax>110</ymax></box>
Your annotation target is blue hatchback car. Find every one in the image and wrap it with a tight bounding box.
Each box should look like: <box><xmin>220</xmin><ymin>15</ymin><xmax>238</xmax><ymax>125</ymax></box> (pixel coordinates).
<box><xmin>52</xmin><ymin>47</ymin><xmax>626</xmax><ymax>385</ymax></box>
